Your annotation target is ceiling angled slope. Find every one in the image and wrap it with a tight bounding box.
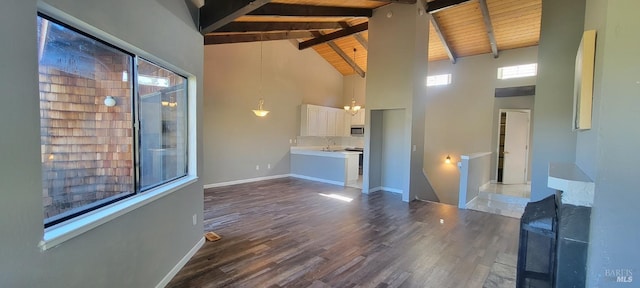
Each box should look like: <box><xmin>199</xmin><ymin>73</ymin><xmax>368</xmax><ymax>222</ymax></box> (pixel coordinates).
<box><xmin>199</xmin><ymin>0</ymin><xmax>541</xmax><ymax>76</ymax></box>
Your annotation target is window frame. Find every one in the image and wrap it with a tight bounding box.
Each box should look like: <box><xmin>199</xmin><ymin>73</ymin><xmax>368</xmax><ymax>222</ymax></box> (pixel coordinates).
<box><xmin>135</xmin><ymin>57</ymin><xmax>190</xmax><ymax>192</ymax></box>
<box><xmin>497</xmin><ymin>63</ymin><xmax>538</xmax><ymax>80</ymax></box>
<box><xmin>38</xmin><ymin>6</ymin><xmax>197</xmax><ymax>250</ymax></box>
<box><xmin>426</xmin><ymin>73</ymin><xmax>452</xmax><ymax>87</ymax></box>
<box><xmin>39</xmin><ymin>12</ymin><xmax>140</xmax><ymax>228</ymax></box>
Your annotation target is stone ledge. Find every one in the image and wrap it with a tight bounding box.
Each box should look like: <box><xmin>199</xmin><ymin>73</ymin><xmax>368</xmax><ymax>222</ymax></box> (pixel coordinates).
<box><xmin>548</xmin><ymin>162</ymin><xmax>594</xmax><ymax>207</ymax></box>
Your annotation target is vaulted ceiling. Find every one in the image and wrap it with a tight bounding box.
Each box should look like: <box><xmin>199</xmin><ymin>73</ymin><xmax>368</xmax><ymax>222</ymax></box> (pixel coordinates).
<box><xmin>199</xmin><ymin>0</ymin><xmax>541</xmax><ymax>76</ymax></box>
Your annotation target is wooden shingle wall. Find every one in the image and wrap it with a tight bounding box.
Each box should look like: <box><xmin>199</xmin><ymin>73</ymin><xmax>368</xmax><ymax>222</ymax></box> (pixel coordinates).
<box><xmin>39</xmin><ymin>54</ymin><xmax>134</xmax><ymax>219</ymax></box>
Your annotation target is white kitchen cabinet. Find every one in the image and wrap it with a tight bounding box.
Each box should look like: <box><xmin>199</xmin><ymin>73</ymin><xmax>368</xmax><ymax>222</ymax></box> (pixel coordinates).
<box><xmin>326</xmin><ymin>109</ymin><xmax>336</xmax><ymax>136</ymax></box>
<box><xmin>342</xmin><ymin>109</ymin><xmax>351</xmax><ymax>136</ymax></box>
<box><xmin>301</xmin><ymin>105</ymin><xmax>320</xmax><ymax>136</ymax></box>
<box><xmin>335</xmin><ymin>110</ymin><xmax>349</xmax><ymax>136</ymax></box>
<box><xmin>328</xmin><ymin>109</ymin><xmax>351</xmax><ymax>136</ymax></box>
<box><xmin>300</xmin><ymin>104</ymin><xmax>350</xmax><ymax>136</ymax></box>
<box><xmin>345</xmin><ymin>153</ymin><xmax>359</xmax><ymax>184</ymax></box>
<box><xmin>349</xmin><ymin>108</ymin><xmax>366</xmax><ymax>126</ymax></box>
<box><xmin>318</xmin><ymin>108</ymin><xmax>328</xmax><ymax>136</ymax></box>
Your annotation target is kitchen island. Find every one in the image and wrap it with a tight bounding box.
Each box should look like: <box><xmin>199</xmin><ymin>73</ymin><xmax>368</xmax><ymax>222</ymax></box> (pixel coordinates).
<box><xmin>290</xmin><ymin>146</ymin><xmax>362</xmax><ymax>187</ymax></box>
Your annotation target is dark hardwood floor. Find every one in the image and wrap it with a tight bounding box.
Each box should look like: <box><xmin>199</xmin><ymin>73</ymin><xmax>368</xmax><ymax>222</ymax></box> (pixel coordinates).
<box><xmin>167</xmin><ymin>178</ymin><xmax>519</xmax><ymax>288</ymax></box>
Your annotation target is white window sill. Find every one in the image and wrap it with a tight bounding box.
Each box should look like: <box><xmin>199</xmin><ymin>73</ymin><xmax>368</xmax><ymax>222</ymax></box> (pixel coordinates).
<box><xmin>39</xmin><ymin>176</ymin><xmax>199</xmax><ymax>251</ymax></box>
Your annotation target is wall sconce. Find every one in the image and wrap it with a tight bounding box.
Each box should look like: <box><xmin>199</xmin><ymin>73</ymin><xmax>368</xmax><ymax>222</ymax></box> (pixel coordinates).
<box><xmin>104</xmin><ymin>96</ymin><xmax>116</xmax><ymax>107</ymax></box>
<box><xmin>161</xmin><ymin>95</ymin><xmax>178</xmax><ymax>108</ymax></box>
<box><xmin>445</xmin><ymin>155</ymin><xmax>451</xmax><ymax>164</ymax></box>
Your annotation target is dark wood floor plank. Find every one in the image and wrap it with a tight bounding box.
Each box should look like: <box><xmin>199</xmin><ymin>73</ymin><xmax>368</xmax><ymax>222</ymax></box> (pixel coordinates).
<box><xmin>167</xmin><ymin>178</ymin><xmax>519</xmax><ymax>288</ymax></box>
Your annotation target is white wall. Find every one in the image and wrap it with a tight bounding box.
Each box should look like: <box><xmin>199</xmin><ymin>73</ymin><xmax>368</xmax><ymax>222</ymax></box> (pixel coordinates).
<box><xmin>424</xmin><ymin>46</ymin><xmax>538</xmax><ymax>205</ymax></box>
<box><xmin>202</xmin><ymin>41</ymin><xmax>344</xmax><ymax>185</ymax></box>
<box><xmin>0</xmin><ymin>0</ymin><xmax>204</xmax><ymax>287</ymax></box>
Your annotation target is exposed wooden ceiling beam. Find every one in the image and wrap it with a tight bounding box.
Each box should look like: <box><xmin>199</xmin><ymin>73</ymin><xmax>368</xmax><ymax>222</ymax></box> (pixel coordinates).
<box><xmin>204</xmin><ymin>31</ymin><xmax>314</xmax><ymax>45</ymax></box>
<box><xmin>215</xmin><ymin>21</ymin><xmax>345</xmax><ymax>33</ymax></box>
<box><xmin>337</xmin><ymin>22</ymin><xmax>368</xmax><ymax>50</ymax></box>
<box><xmin>340</xmin><ymin>22</ymin><xmax>369</xmax><ymax>50</ymax></box>
<box><xmin>428</xmin><ymin>14</ymin><xmax>456</xmax><ymax>63</ymax></box>
<box><xmin>329</xmin><ymin>44</ymin><xmax>365</xmax><ymax>78</ymax></box>
<box><xmin>298</xmin><ymin>22</ymin><xmax>368</xmax><ymax>50</ymax></box>
<box><xmin>310</xmin><ymin>31</ymin><xmax>364</xmax><ymax>77</ymax></box>
<box><xmin>426</xmin><ymin>0</ymin><xmax>473</xmax><ymax>13</ymax></box>
<box><xmin>248</xmin><ymin>3</ymin><xmax>372</xmax><ymax>17</ymax></box>
<box><xmin>353</xmin><ymin>33</ymin><xmax>368</xmax><ymax>50</ymax></box>
<box><xmin>288</xmin><ymin>39</ymin><xmax>300</xmax><ymax>49</ymax></box>
<box><xmin>200</xmin><ymin>0</ymin><xmax>271</xmax><ymax>34</ymax></box>
<box><xmin>478</xmin><ymin>0</ymin><xmax>498</xmax><ymax>58</ymax></box>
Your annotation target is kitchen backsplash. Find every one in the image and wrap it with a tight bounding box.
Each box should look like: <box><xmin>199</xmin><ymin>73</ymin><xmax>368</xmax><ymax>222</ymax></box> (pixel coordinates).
<box><xmin>296</xmin><ymin>136</ymin><xmax>364</xmax><ymax>148</ymax></box>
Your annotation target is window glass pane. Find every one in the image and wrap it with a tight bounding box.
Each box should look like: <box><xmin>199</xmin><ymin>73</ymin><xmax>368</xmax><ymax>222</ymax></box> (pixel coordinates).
<box><xmin>138</xmin><ymin>59</ymin><xmax>188</xmax><ymax>190</ymax></box>
<box><xmin>497</xmin><ymin>63</ymin><xmax>537</xmax><ymax>79</ymax></box>
<box><xmin>38</xmin><ymin>15</ymin><xmax>135</xmax><ymax>225</ymax></box>
<box><xmin>427</xmin><ymin>74</ymin><xmax>452</xmax><ymax>86</ymax></box>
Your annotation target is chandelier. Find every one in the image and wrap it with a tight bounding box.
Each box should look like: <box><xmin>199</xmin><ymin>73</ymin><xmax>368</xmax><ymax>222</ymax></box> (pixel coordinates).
<box><xmin>344</xmin><ymin>48</ymin><xmax>361</xmax><ymax>116</ymax></box>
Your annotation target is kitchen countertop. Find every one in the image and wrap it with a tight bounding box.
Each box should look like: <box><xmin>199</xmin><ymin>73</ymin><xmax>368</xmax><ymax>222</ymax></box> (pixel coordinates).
<box><xmin>290</xmin><ymin>146</ymin><xmax>363</xmax><ymax>158</ymax></box>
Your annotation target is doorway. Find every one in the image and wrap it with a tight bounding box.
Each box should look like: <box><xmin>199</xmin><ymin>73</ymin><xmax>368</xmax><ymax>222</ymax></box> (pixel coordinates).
<box><xmin>496</xmin><ymin>109</ymin><xmax>531</xmax><ymax>184</ymax></box>
<box><xmin>364</xmin><ymin>109</ymin><xmax>407</xmax><ymax>198</ymax></box>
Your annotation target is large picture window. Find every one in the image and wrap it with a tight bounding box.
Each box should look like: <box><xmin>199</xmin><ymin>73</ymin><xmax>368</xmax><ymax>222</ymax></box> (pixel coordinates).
<box><xmin>138</xmin><ymin>59</ymin><xmax>188</xmax><ymax>190</ymax></box>
<box><xmin>37</xmin><ymin>14</ymin><xmax>189</xmax><ymax>227</ymax></box>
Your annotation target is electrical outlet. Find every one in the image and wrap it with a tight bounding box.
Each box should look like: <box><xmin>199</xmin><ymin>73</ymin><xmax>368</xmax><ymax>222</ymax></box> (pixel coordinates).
<box><xmin>289</xmin><ymin>139</ymin><xmax>292</xmax><ymax>144</ymax></box>
<box><xmin>256</xmin><ymin>165</ymin><xmax>260</xmax><ymax>170</ymax></box>
<box><xmin>192</xmin><ymin>214</ymin><xmax>197</xmax><ymax>226</ymax></box>
<box><xmin>268</xmin><ymin>164</ymin><xmax>271</xmax><ymax>169</ymax></box>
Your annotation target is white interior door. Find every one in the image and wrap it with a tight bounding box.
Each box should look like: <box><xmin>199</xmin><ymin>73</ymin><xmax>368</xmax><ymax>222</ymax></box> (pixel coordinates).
<box><xmin>502</xmin><ymin>111</ymin><xmax>529</xmax><ymax>184</ymax></box>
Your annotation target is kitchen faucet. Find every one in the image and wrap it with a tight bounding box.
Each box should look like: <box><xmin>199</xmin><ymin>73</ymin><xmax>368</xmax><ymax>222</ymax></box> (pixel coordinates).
<box><xmin>324</xmin><ymin>137</ymin><xmax>336</xmax><ymax>151</ymax></box>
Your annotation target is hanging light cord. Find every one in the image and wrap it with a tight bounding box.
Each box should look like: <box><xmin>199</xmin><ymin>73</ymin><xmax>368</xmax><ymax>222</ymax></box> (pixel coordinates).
<box><xmin>352</xmin><ymin>48</ymin><xmax>356</xmax><ymax>102</ymax></box>
<box><xmin>252</xmin><ymin>34</ymin><xmax>270</xmax><ymax>117</ymax></box>
<box><xmin>259</xmin><ymin>36</ymin><xmax>263</xmax><ymax>101</ymax></box>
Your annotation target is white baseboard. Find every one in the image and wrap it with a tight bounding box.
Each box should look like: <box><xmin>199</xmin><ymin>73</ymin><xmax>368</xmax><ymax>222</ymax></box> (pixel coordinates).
<box><xmin>156</xmin><ymin>236</ymin><xmax>205</xmax><ymax>288</ymax></box>
<box><xmin>290</xmin><ymin>174</ymin><xmax>344</xmax><ymax>186</ymax></box>
<box><xmin>464</xmin><ymin>196</ymin><xmax>479</xmax><ymax>209</ymax></box>
<box><xmin>204</xmin><ymin>174</ymin><xmax>290</xmax><ymax>189</ymax></box>
<box><xmin>369</xmin><ymin>186</ymin><xmax>403</xmax><ymax>194</ymax></box>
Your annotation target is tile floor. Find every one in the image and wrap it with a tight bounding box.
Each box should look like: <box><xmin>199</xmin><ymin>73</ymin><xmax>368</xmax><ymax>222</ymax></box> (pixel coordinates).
<box><xmin>483</xmin><ymin>252</ymin><xmax>518</xmax><ymax>288</ymax></box>
<box><xmin>483</xmin><ymin>183</ymin><xmax>531</xmax><ymax>198</ymax></box>
<box><xmin>466</xmin><ymin>183</ymin><xmax>531</xmax><ymax>219</ymax></box>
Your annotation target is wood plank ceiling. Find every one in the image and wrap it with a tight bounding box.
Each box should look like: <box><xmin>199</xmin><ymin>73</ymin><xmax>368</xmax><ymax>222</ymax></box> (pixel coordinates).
<box><xmin>199</xmin><ymin>0</ymin><xmax>541</xmax><ymax>76</ymax></box>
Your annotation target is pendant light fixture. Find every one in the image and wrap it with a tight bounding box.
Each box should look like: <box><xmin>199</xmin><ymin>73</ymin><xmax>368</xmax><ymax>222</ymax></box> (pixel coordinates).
<box><xmin>344</xmin><ymin>48</ymin><xmax>362</xmax><ymax>116</ymax></box>
<box><xmin>252</xmin><ymin>36</ymin><xmax>269</xmax><ymax>117</ymax></box>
